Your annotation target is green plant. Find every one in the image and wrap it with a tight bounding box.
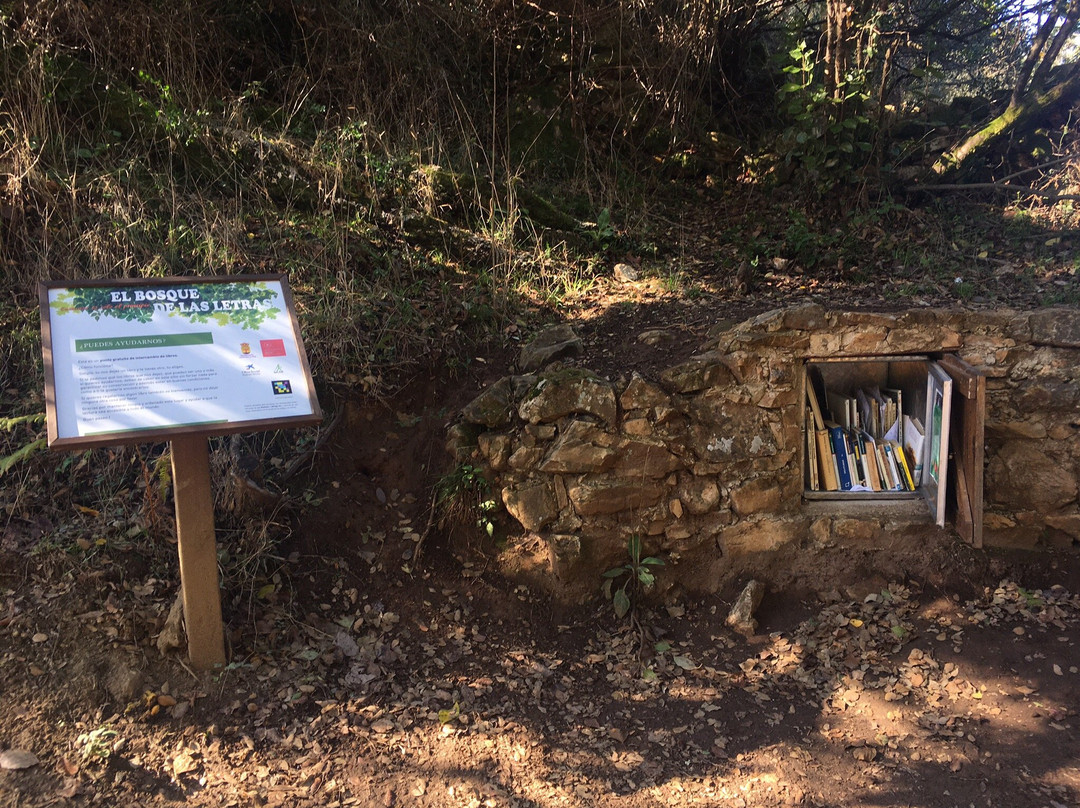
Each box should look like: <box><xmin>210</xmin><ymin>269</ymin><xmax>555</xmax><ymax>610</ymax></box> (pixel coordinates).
<box><xmin>0</xmin><ymin>414</ymin><xmax>47</xmax><ymax>477</ymax></box>
<box><xmin>76</xmin><ymin>725</ymin><xmax>119</xmax><ymax>762</ymax></box>
<box><xmin>584</xmin><ymin>207</ymin><xmax>616</xmax><ymax>252</ymax></box>
<box><xmin>776</xmin><ymin>41</ymin><xmax>873</xmax><ymax>197</ymax></box>
<box><xmin>436</xmin><ymin>464</ymin><xmax>499</xmax><ymax>545</ymax></box>
<box><xmin>602</xmin><ymin>535</ymin><xmax>664</xmax><ymax>619</ymax></box>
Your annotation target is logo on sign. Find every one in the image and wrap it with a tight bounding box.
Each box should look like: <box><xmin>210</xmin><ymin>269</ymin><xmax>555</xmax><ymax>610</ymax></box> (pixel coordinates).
<box><xmin>272</xmin><ymin>380</ymin><xmax>292</xmax><ymax>395</ymax></box>
<box><xmin>240</xmin><ymin>342</ymin><xmax>252</xmax><ymax>355</ymax></box>
<box><xmin>261</xmin><ymin>339</ymin><xmax>286</xmax><ymax>357</ymax></box>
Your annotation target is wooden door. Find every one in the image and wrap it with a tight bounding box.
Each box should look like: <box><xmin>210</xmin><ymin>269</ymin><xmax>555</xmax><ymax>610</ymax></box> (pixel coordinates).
<box><xmin>938</xmin><ymin>354</ymin><xmax>986</xmax><ymax>547</ymax></box>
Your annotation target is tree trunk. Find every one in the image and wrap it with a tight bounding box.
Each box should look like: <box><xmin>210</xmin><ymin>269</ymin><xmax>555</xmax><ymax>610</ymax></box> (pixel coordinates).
<box><xmin>929</xmin><ymin>64</ymin><xmax>1080</xmax><ymax>179</ymax></box>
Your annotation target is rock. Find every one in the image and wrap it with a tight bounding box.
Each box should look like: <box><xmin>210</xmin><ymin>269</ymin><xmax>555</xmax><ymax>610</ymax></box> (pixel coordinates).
<box><xmin>729</xmin><ymin>477</ymin><xmax>782</xmax><ymax>517</ymax></box>
<box><xmin>518</xmin><ymin>371</ymin><xmax>617</xmax><ymax>425</ymax></box>
<box><xmin>1045</xmin><ymin>513</ymin><xmax>1080</xmax><ymax>539</ymax></box>
<box><xmin>567</xmin><ymin>478</ymin><xmax>666</xmax><ymax>515</ymax></box>
<box><xmin>461</xmin><ymin>377</ymin><xmax>518</xmax><ymax>428</ymax></box>
<box><xmin>677</xmin><ymin>477</ymin><xmax>721</xmax><ymax>515</ymax></box>
<box><xmin>546</xmin><ymin>534</ymin><xmax>582</xmax><ymax>578</ymax></box>
<box><xmin>157</xmin><ymin>593</ymin><xmax>185</xmax><ymax>657</ymax></box>
<box><xmin>612</xmin><ymin>438</ymin><xmax>682</xmax><ymax>479</ymax></box>
<box><xmin>638</xmin><ymin>329</ymin><xmax>675</xmax><ymax>346</ymax></box>
<box><xmin>620</xmin><ymin>373</ymin><xmax>671</xmax><ymax>411</ymax></box>
<box><xmin>477</xmin><ymin>432</ymin><xmax>512</xmax><ymax>470</ymax></box>
<box><xmin>986</xmin><ymin>440</ymin><xmax>1078</xmax><ymax>511</ymax></box>
<box><xmin>720</xmin><ymin>518</ymin><xmax>801</xmax><ymax>556</ymax></box>
<box><xmin>502</xmin><ymin>482</ymin><xmax>559</xmax><ymax>531</ymax></box>
<box><xmin>105</xmin><ymin>662</ymin><xmax>145</xmax><ymax>704</ymax></box>
<box><xmin>519</xmin><ymin>324</ymin><xmax>583</xmax><ymax>372</ymax></box>
<box><xmin>539</xmin><ymin>421</ymin><xmax>617</xmax><ymax>474</ymax></box>
<box><xmin>0</xmin><ymin>749</ymin><xmax>39</xmax><ymax>770</ymax></box>
<box><xmin>660</xmin><ymin>351</ymin><xmax>735</xmax><ymax>393</ymax></box>
<box><xmin>725</xmin><ymin>579</ymin><xmax>765</xmax><ymax>635</ymax></box>
<box><xmin>613</xmin><ymin>263</ymin><xmax>640</xmax><ymax>283</ymax></box>
<box><xmin>445</xmin><ymin>422</ymin><xmax>481</xmax><ymax>462</ymax></box>
<box><xmin>1030</xmin><ymin>307</ymin><xmax>1080</xmax><ymax>347</ymax></box>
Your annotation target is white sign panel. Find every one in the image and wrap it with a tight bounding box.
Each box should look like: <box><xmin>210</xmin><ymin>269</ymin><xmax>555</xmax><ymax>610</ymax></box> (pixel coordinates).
<box><xmin>40</xmin><ymin>275</ymin><xmax>322</xmax><ymax>448</ymax></box>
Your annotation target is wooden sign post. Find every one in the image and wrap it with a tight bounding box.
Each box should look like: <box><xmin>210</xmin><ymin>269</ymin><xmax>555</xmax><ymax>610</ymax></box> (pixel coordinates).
<box><xmin>171</xmin><ymin>434</ymin><xmax>226</xmax><ymax>668</ymax></box>
<box><xmin>39</xmin><ymin>275</ymin><xmax>321</xmax><ymax>670</ymax></box>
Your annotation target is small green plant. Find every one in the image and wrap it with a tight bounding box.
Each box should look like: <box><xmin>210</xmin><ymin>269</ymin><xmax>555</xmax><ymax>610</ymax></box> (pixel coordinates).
<box><xmin>0</xmin><ymin>413</ymin><xmax>46</xmax><ymax>477</ymax></box>
<box><xmin>76</xmin><ymin>725</ymin><xmax>119</xmax><ymax>762</ymax></box>
<box><xmin>584</xmin><ymin>207</ymin><xmax>616</xmax><ymax>252</ymax></box>
<box><xmin>602</xmin><ymin>535</ymin><xmax>664</xmax><ymax>619</ymax></box>
<box><xmin>436</xmin><ymin>463</ymin><xmax>499</xmax><ymax>543</ymax></box>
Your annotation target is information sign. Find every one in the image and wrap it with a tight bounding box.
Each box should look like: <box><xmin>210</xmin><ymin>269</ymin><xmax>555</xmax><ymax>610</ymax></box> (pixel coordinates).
<box><xmin>39</xmin><ymin>275</ymin><xmax>321</xmax><ymax>448</ymax></box>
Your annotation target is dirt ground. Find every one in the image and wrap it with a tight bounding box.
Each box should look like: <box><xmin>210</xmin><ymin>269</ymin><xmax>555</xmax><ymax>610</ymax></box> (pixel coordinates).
<box><xmin>2</xmin><ymin>282</ymin><xmax>1080</xmax><ymax>807</ymax></box>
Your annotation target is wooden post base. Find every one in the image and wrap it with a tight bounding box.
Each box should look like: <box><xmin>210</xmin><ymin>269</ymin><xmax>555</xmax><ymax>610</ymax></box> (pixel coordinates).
<box><xmin>170</xmin><ymin>434</ymin><xmax>226</xmax><ymax>669</ymax></box>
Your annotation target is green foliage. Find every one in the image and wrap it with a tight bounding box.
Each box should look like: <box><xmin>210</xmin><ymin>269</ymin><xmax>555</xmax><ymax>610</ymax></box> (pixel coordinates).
<box><xmin>0</xmin><ymin>413</ymin><xmax>46</xmax><ymax>477</ymax></box>
<box><xmin>436</xmin><ymin>464</ymin><xmax>499</xmax><ymax>543</ymax></box>
<box><xmin>602</xmin><ymin>535</ymin><xmax>664</xmax><ymax>619</ymax></box>
<box><xmin>76</xmin><ymin>725</ymin><xmax>119</xmax><ymax>763</ymax></box>
<box><xmin>775</xmin><ymin>41</ymin><xmax>873</xmax><ymax>197</ymax></box>
<box><xmin>584</xmin><ymin>207</ymin><xmax>616</xmax><ymax>253</ymax></box>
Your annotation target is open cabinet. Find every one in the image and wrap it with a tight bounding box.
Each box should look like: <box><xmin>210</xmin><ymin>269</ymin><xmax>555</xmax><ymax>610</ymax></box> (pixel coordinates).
<box><xmin>802</xmin><ymin>354</ymin><xmax>985</xmax><ymax>546</ymax></box>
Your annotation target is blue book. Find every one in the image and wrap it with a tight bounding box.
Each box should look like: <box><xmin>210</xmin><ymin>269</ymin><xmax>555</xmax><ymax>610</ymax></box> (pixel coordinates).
<box><xmin>828</xmin><ymin>424</ymin><xmax>853</xmax><ymax>490</ymax></box>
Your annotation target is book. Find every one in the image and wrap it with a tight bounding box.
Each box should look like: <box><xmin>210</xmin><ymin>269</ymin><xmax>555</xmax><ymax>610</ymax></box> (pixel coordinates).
<box><xmin>806</xmin><ymin>379</ymin><xmax>826</xmax><ymax>431</ymax></box>
<box><xmin>883</xmin><ymin>387</ymin><xmax>903</xmax><ymax>444</ymax></box>
<box><xmin>890</xmin><ymin>440</ymin><xmax>916</xmax><ymax>490</ymax></box>
<box><xmin>845</xmin><ymin>429</ymin><xmax>865</xmax><ymax>487</ymax></box>
<box><xmin>826</xmin><ymin>390</ymin><xmax>856</xmax><ymax>429</ymax></box>
<box><xmin>883</xmin><ymin>442</ymin><xmax>908</xmax><ymax>491</ymax></box>
<box><xmin>806</xmin><ymin>410</ymin><xmax>819</xmax><ymax>490</ymax></box>
<box><xmin>827</xmin><ymin>423</ymin><xmax>853</xmax><ymax>490</ymax></box>
<box><xmin>816</xmin><ymin>429</ymin><xmax>839</xmax><ymax>491</ymax></box>
<box><xmin>903</xmin><ymin>414</ymin><xmax>925</xmax><ymax>487</ymax></box>
<box><xmin>858</xmin><ymin>430</ymin><xmax>882</xmax><ymax>491</ymax></box>
<box><xmin>878</xmin><ymin>443</ymin><xmax>901</xmax><ymax>490</ymax></box>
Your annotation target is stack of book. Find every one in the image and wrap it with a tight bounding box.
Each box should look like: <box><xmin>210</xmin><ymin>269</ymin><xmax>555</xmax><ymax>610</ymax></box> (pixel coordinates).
<box><xmin>805</xmin><ymin>376</ymin><xmax>924</xmax><ymax>494</ymax></box>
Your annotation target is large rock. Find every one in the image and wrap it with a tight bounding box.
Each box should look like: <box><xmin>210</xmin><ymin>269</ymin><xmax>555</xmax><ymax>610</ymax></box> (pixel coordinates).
<box><xmin>539</xmin><ymin>421</ymin><xmax>617</xmax><ymax>474</ymax></box>
<box><xmin>518</xmin><ymin>371</ymin><xmax>617</xmax><ymax>425</ymax></box>
<box><xmin>720</xmin><ymin>518</ymin><xmax>801</xmax><ymax>556</ymax></box>
<box><xmin>1030</xmin><ymin>308</ymin><xmax>1080</xmax><ymax>348</ymax></box>
<box><xmin>612</xmin><ymin>438</ymin><xmax>682</xmax><ymax>479</ymax></box>
<box><xmin>502</xmin><ymin>481</ymin><xmax>559</xmax><ymax>531</ymax></box>
<box><xmin>729</xmin><ymin>477</ymin><xmax>782</xmax><ymax>517</ymax></box>
<box><xmin>568</xmin><ymin>478</ymin><xmax>666</xmax><ymax>515</ymax></box>
<box><xmin>660</xmin><ymin>351</ymin><xmax>735</xmax><ymax>393</ymax></box>
<box><xmin>519</xmin><ymin>324</ymin><xmax>584</xmax><ymax>371</ymax></box>
<box><xmin>462</xmin><ymin>376</ymin><xmax>537</xmax><ymax>428</ymax></box>
<box><xmin>986</xmin><ymin>440</ymin><xmax>1078</xmax><ymax>511</ymax></box>
<box><xmin>620</xmin><ymin>373</ymin><xmax>671</xmax><ymax>411</ymax></box>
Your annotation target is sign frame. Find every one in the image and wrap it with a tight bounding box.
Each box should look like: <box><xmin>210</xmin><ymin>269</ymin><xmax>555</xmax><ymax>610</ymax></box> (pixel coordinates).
<box><xmin>39</xmin><ymin>274</ymin><xmax>322</xmax><ymax>450</ymax></box>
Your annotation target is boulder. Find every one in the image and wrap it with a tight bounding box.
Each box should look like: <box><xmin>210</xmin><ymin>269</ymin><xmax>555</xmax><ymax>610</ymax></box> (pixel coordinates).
<box><xmin>502</xmin><ymin>481</ymin><xmax>559</xmax><ymax>531</ymax></box>
<box><xmin>986</xmin><ymin>440</ymin><xmax>1078</xmax><ymax>511</ymax></box>
<box><xmin>567</xmin><ymin>478</ymin><xmax>666</xmax><ymax>515</ymax></box>
<box><xmin>660</xmin><ymin>351</ymin><xmax>735</xmax><ymax>393</ymax></box>
<box><xmin>518</xmin><ymin>371</ymin><xmax>617</xmax><ymax>425</ymax></box>
<box><xmin>519</xmin><ymin>324</ymin><xmax>584</xmax><ymax>371</ymax></box>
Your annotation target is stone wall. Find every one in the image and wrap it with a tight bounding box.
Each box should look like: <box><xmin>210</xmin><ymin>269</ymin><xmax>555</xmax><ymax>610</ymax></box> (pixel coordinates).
<box><xmin>447</xmin><ymin>305</ymin><xmax>1080</xmax><ymax>601</ymax></box>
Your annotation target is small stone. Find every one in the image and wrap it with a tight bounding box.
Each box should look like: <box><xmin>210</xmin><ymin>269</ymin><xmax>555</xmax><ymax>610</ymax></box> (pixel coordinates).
<box><xmin>31</xmin><ymin>633</ymin><xmax>48</xmax><ymax>643</ymax></box>
<box><xmin>613</xmin><ymin>263</ymin><xmax>640</xmax><ymax>283</ymax></box>
<box><xmin>726</xmin><ymin>580</ymin><xmax>765</xmax><ymax>636</ymax></box>
<box><xmin>0</xmin><ymin>749</ymin><xmax>39</xmax><ymax>770</ymax></box>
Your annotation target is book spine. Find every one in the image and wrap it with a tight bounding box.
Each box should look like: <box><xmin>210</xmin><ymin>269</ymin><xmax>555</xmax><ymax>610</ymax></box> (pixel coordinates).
<box><xmin>829</xmin><ymin>426</ymin><xmax>853</xmax><ymax>490</ymax></box>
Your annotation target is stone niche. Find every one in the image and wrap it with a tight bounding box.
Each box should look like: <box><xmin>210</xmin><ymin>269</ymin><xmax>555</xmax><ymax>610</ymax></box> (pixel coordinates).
<box><xmin>447</xmin><ymin>305</ymin><xmax>1080</xmax><ymax>602</ymax></box>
